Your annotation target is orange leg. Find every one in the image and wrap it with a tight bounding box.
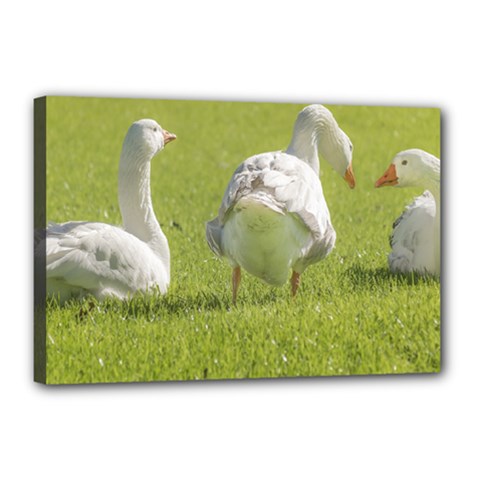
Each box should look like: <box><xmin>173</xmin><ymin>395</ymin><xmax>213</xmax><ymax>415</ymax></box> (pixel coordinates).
<box><xmin>290</xmin><ymin>271</ymin><xmax>301</xmax><ymax>297</ymax></box>
<box><xmin>232</xmin><ymin>266</ymin><xmax>241</xmax><ymax>305</ymax></box>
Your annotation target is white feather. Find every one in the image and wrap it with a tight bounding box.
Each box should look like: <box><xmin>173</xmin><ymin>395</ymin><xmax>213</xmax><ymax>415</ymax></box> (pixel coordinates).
<box><xmin>377</xmin><ymin>149</ymin><xmax>440</xmax><ymax>276</ymax></box>
<box><xmin>40</xmin><ymin>119</ymin><xmax>175</xmax><ymax>302</ymax></box>
<box><xmin>206</xmin><ymin>104</ymin><xmax>354</xmax><ymax>287</ymax></box>
<box><xmin>389</xmin><ymin>191</ymin><xmax>436</xmax><ymax>274</ymax></box>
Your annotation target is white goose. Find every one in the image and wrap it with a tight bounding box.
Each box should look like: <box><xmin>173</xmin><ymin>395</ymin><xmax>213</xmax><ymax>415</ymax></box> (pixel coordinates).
<box><xmin>206</xmin><ymin>104</ymin><xmax>355</xmax><ymax>303</ymax></box>
<box><xmin>42</xmin><ymin>119</ymin><xmax>176</xmax><ymax>302</ymax></box>
<box><xmin>375</xmin><ymin>148</ymin><xmax>440</xmax><ymax>276</ymax></box>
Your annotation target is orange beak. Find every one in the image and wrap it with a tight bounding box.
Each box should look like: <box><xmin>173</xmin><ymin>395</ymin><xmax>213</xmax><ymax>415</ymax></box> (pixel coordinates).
<box><xmin>375</xmin><ymin>164</ymin><xmax>398</xmax><ymax>188</ymax></box>
<box><xmin>163</xmin><ymin>130</ymin><xmax>177</xmax><ymax>145</ymax></box>
<box><xmin>344</xmin><ymin>163</ymin><xmax>356</xmax><ymax>189</ymax></box>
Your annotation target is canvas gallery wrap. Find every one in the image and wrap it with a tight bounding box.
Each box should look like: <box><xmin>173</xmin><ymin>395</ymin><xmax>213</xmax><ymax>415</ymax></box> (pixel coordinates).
<box><xmin>34</xmin><ymin>96</ymin><xmax>441</xmax><ymax>385</ymax></box>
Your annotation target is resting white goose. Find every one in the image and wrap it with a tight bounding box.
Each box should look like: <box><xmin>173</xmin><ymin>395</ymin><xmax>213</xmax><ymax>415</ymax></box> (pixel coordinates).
<box><xmin>42</xmin><ymin>119</ymin><xmax>176</xmax><ymax>302</ymax></box>
<box><xmin>206</xmin><ymin>104</ymin><xmax>355</xmax><ymax>303</ymax></box>
<box><xmin>375</xmin><ymin>148</ymin><xmax>440</xmax><ymax>276</ymax></box>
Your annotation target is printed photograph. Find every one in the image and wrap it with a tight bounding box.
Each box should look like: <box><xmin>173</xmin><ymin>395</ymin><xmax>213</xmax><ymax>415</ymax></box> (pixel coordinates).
<box><xmin>34</xmin><ymin>96</ymin><xmax>441</xmax><ymax>384</ymax></box>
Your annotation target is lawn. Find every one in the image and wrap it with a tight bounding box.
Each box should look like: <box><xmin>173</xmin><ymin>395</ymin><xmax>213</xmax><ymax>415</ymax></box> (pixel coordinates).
<box><xmin>42</xmin><ymin>96</ymin><xmax>441</xmax><ymax>384</ymax></box>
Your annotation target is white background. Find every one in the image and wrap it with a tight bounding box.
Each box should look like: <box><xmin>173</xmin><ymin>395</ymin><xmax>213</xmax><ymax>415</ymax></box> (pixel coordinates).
<box><xmin>1</xmin><ymin>1</ymin><xmax>479</xmax><ymax>478</ymax></box>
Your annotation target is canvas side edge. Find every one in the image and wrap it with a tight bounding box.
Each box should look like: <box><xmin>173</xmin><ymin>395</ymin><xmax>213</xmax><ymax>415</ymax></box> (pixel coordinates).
<box><xmin>34</xmin><ymin>97</ymin><xmax>47</xmax><ymax>384</ymax></box>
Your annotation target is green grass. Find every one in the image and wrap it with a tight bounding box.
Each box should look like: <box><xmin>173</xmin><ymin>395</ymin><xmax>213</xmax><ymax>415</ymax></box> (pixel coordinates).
<box><xmin>44</xmin><ymin>97</ymin><xmax>441</xmax><ymax>384</ymax></box>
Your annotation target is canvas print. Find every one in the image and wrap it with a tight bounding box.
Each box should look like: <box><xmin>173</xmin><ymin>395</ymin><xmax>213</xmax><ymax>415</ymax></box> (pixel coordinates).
<box><xmin>34</xmin><ymin>96</ymin><xmax>441</xmax><ymax>384</ymax></box>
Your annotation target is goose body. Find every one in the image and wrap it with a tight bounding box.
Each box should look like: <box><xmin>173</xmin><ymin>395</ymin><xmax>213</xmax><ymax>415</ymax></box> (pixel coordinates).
<box><xmin>375</xmin><ymin>149</ymin><xmax>440</xmax><ymax>276</ymax></box>
<box><xmin>206</xmin><ymin>104</ymin><xmax>355</xmax><ymax>302</ymax></box>
<box><xmin>42</xmin><ymin>119</ymin><xmax>176</xmax><ymax>302</ymax></box>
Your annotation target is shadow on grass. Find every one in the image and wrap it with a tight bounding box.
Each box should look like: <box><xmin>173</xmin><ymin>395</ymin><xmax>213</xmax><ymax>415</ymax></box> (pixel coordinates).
<box><xmin>158</xmin><ymin>290</ymin><xmax>228</xmax><ymax>314</ymax></box>
<box><xmin>47</xmin><ymin>290</ymin><xmax>231</xmax><ymax>320</ymax></box>
<box><xmin>159</xmin><ymin>288</ymin><xmax>285</xmax><ymax>314</ymax></box>
<box><xmin>46</xmin><ymin>285</ymin><xmax>290</xmax><ymax>320</ymax></box>
<box><xmin>342</xmin><ymin>265</ymin><xmax>439</xmax><ymax>291</ymax></box>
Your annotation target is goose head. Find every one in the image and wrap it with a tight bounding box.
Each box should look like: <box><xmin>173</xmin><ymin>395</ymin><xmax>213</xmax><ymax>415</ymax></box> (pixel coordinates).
<box><xmin>289</xmin><ymin>105</ymin><xmax>355</xmax><ymax>188</ymax></box>
<box><xmin>122</xmin><ymin>119</ymin><xmax>176</xmax><ymax>163</ymax></box>
<box><xmin>375</xmin><ymin>149</ymin><xmax>440</xmax><ymax>189</ymax></box>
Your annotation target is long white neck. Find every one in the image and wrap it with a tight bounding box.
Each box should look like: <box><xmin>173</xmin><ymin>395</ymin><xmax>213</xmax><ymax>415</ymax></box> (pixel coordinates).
<box><xmin>285</xmin><ymin>108</ymin><xmax>348</xmax><ymax>177</ymax></box>
<box><xmin>286</xmin><ymin>127</ymin><xmax>319</xmax><ymax>175</ymax></box>
<box><xmin>118</xmin><ymin>149</ymin><xmax>170</xmax><ymax>278</ymax></box>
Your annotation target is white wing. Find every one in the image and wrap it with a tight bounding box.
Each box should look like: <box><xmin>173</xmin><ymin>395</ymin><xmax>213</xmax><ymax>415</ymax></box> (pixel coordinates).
<box><xmin>44</xmin><ymin>221</ymin><xmax>169</xmax><ymax>300</ymax></box>
<box><xmin>388</xmin><ymin>191</ymin><xmax>436</xmax><ymax>274</ymax></box>
<box><xmin>206</xmin><ymin>151</ymin><xmax>336</xmax><ymax>267</ymax></box>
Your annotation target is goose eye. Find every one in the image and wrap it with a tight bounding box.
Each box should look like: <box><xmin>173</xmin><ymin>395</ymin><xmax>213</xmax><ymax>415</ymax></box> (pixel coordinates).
<box><xmin>349</xmin><ymin>143</ymin><xmax>353</xmax><ymax>152</ymax></box>
<box><xmin>402</xmin><ymin>160</ymin><xmax>408</xmax><ymax>165</ymax></box>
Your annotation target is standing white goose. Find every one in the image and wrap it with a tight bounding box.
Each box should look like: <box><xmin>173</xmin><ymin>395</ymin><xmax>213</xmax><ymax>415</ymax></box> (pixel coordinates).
<box><xmin>42</xmin><ymin>119</ymin><xmax>176</xmax><ymax>301</ymax></box>
<box><xmin>206</xmin><ymin>104</ymin><xmax>355</xmax><ymax>303</ymax></box>
<box><xmin>375</xmin><ymin>148</ymin><xmax>440</xmax><ymax>276</ymax></box>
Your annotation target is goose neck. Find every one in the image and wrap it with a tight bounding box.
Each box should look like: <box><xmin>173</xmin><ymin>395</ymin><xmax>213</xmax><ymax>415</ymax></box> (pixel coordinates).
<box><xmin>118</xmin><ymin>152</ymin><xmax>170</xmax><ymax>274</ymax></box>
<box><xmin>286</xmin><ymin>127</ymin><xmax>320</xmax><ymax>175</ymax></box>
